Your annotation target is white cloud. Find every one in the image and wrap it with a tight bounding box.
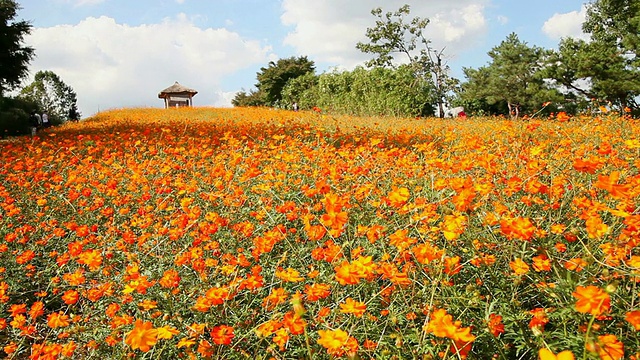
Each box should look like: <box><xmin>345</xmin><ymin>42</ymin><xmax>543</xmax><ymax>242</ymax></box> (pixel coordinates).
<box><xmin>25</xmin><ymin>14</ymin><xmax>275</xmax><ymax>117</ymax></box>
<box><xmin>64</xmin><ymin>0</ymin><xmax>105</xmax><ymax>6</ymax></box>
<box><xmin>542</xmin><ymin>6</ymin><xmax>588</xmax><ymax>40</ymax></box>
<box><xmin>281</xmin><ymin>0</ymin><xmax>489</xmax><ymax>69</ymax></box>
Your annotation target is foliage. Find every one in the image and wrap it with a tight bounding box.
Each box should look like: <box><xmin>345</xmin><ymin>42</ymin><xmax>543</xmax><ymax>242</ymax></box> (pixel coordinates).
<box><xmin>547</xmin><ymin>0</ymin><xmax>640</xmax><ymax>113</ymax></box>
<box><xmin>232</xmin><ymin>56</ymin><xmax>315</xmax><ymax>108</ymax></box>
<box><xmin>583</xmin><ymin>0</ymin><xmax>640</xmax><ymax>57</ymax></box>
<box><xmin>460</xmin><ymin>33</ymin><xmax>562</xmax><ymax>119</ymax></box>
<box><xmin>284</xmin><ymin>65</ymin><xmax>434</xmax><ymax>117</ymax></box>
<box><xmin>0</xmin><ymin>94</ymin><xmax>36</xmax><ymax>136</ymax></box>
<box><xmin>20</xmin><ymin>70</ymin><xmax>81</xmax><ymax>124</ymax></box>
<box><xmin>545</xmin><ymin>38</ymin><xmax>640</xmax><ymax>113</ymax></box>
<box><xmin>0</xmin><ymin>0</ymin><xmax>34</xmax><ymax>96</ymax></box>
<box><xmin>356</xmin><ymin>4</ymin><xmax>458</xmax><ymax>118</ymax></box>
<box><xmin>280</xmin><ymin>72</ymin><xmax>319</xmax><ymax>111</ymax></box>
<box><xmin>230</xmin><ymin>89</ymin><xmax>264</xmax><ymax>108</ymax></box>
<box><xmin>1</xmin><ymin>107</ymin><xmax>640</xmax><ymax>359</ymax></box>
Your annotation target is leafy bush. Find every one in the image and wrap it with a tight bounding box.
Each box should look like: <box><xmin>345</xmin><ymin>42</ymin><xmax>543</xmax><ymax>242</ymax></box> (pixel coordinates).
<box><xmin>0</xmin><ymin>96</ymin><xmax>37</xmax><ymax>137</ymax></box>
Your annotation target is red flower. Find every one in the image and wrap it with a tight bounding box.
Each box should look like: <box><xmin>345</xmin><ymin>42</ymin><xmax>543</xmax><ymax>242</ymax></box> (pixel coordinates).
<box><xmin>210</xmin><ymin>325</ymin><xmax>234</xmax><ymax>345</ymax></box>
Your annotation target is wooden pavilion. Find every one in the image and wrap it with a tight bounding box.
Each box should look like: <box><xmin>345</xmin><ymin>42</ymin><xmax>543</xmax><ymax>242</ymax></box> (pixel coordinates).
<box><xmin>158</xmin><ymin>82</ymin><xmax>198</xmax><ymax>108</ymax></box>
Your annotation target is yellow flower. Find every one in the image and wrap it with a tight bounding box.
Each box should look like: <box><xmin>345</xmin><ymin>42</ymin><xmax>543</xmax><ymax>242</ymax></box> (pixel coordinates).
<box><xmin>156</xmin><ymin>325</ymin><xmax>180</xmax><ymax>340</ymax></box>
<box><xmin>539</xmin><ymin>348</ymin><xmax>575</xmax><ymax>360</ymax></box>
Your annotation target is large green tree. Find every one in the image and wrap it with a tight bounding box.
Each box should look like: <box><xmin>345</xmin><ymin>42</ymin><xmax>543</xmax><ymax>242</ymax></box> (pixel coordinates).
<box><xmin>544</xmin><ymin>0</ymin><xmax>640</xmax><ymax>112</ymax></box>
<box><xmin>583</xmin><ymin>0</ymin><xmax>640</xmax><ymax>56</ymax></box>
<box><xmin>461</xmin><ymin>33</ymin><xmax>560</xmax><ymax>118</ymax></box>
<box><xmin>20</xmin><ymin>70</ymin><xmax>81</xmax><ymax>123</ymax></box>
<box><xmin>356</xmin><ymin>5</ymin><xmax>458</xmax><ymax>118</ymax></box>
<box><xmin>232</xmin><ymin>56</ymin><xmax>315</xmax><ymax>108</ymax></box>
<box><xmin>545</xmin><ymin>37</ymin><xmax>640</xmax><ymax>111</ymax></box>
<box><xmin>0</xmin><ymin>0</ymin><xmax>34</xmax><ymax>95</ymax></box>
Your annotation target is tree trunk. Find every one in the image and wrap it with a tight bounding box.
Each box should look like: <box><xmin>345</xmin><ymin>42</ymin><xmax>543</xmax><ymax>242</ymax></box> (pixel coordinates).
<box><xmin>507</xmin><ymin>102</ymin><xmax>520</xmax><ymax>119</ymax></box>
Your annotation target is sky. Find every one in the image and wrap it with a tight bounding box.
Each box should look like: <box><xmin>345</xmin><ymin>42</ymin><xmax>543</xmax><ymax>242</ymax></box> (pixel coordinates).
<box><xmin>16</xmin><ymin>0</ymin><xmax>589</xmax><ymax>118</ymax></box>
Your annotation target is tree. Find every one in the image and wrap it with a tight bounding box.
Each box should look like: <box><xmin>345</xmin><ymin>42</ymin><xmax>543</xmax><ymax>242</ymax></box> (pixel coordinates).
<box><xmin>583</xmin><ymin>0</ymin><xmax>640</xmax><ymax>57</ymax></box>
<box><xmin>460</xmin><ymin>33</ymin><xmax>560</xmax><ymax>118</ymax></box>
<box><xmin>232</xmin><ymin>56</ymin><xmax>315</xmax><ymax>108</ymax></box>
<box><xmin>356</xmin><ymin>4</ymin><xmax>458</xmax><ymax>118</ymax></box>
<box><xmin>231</xmin><ymin>89</ymin><xmax>264</xmax><ymax>107</ymax></box>
<box><xmin>280</xmin><ymin>72</ymin><xmax>319</xmax><ymax>110</ymax></box>
<box><xmin>282</xmin><ymin>65</ymin><xmax>434</xmax><ymax>117</ymax></box>
<box><xmin>20</xmin><ymin>70</ymin><xmax>81</xmax><ymax>123</ymax></box>
<box><xmin>0</xmin><ymin>0</ymin><xmax>34</xmax><ymax>95</ymax></box>
<box><xmin>545</xmin><ymin>37</ymin><xmax>640</xmax><ymax>111</ymax></box>
<box><xmin>551</xmin><ymin>0</ymin><xmax>640</xmax><ymax>112</ymax></box>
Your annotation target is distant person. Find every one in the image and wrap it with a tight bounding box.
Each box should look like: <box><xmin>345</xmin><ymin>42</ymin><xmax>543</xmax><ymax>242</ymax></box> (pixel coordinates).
<box><xmin>29</xmin><ymin>111</ymin><xmax>39</xmax><ymax>135</ymax></box>
<box><xmin>292</xmin><ymin>102</ymin><xmax>299</xmax><ymax>111</ymax></box>
<box><xmin>445</xmin><ymin>106</ymin><xmax>465</xmax><ymax>118</ymax></box>
<box><xmin>42</xmin><ymin>112</ymin><xmax>49</xmax><ymax>127</ymax></box>
<box><xmin>34</xmin><ymin>112</ymin><xmax>42</xmax><ymax>128</ymax></box>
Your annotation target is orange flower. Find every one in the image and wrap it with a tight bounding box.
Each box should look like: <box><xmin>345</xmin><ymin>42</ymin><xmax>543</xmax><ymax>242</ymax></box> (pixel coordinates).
<box><xmin>487</xmin><ymin>313</ymin><xmax>504</xmax><ymax>337</ymax></box>
<box><xmin>510</xmin><ymin>258</ymin><xmax>529</xmax><ymax>275</ymax></box>
<box><xmin>47</xmin><ymin>311</ymin><xmax>70</xmax><ymax>328</ymax></box>
<box><xmin>587</xmin><ymin>334</ymin><xmax>624</xmax><ymax>360</ymax></box>
<box><xmin>159</xmin><ymin>269</ymin><xmax>181</xmax><ymax>288</ymax></box>
<box><xmin>210</xmin><ymin>325</ymin><xmax>234</xmax><ymax>345</ymax></box>
<box><xmin>177</xmin><ymin>337</ymin><xmax>197</xmax><ymax>348</ymax></box>
<box><xmin>412</xmin><ymin>242</ymin><xmax>443</xmax><ymax>264</ymax></box>
<box><xmin>529</xmin><ymin>308</ymin><xmax>549</xmax><ymax>332</ymax></box>
<box><xmin>275</xmin><ymin>267</ymin><xmax>305</xmax><ymax>282</ymax></box>
<box><xmin>304</xmin><ymin>283</ymin><xmax>331</xmax><ymax>302</ymax></box>
<box><xmin>387</xmin><ymin>187</ymin><xmax>410</xmax><ymax>207</ymax></box>
<box><xmin>263</xmin><ymin>287</ymin><xmax>289</xmax><ymax>310</ymax></box>
<box><xmin>125</xmin><ymin>319</ymin><xmax>158</xmax><ymax>352</ymax></box>
<box><xmin>28</xmin><ymin>301</ymin><xmax>44</xmax><ymax>320</ymax></box>
<box><xmin>556</xmin><ymin>112</ymin><xmax>570</xmax><ymax>122</ymax></box>
<box><xmin>317</xmin><ymin>328</ymin><xmax>350</xmax><ymax>356</ymax></box>
<box><xmin>426</xmin><ymin>308</ymin><xmax>475</xmax><ymax>342</ymax></box>
<box><xmin>272</xmin><ymin>328</ymin><xmax>289</xmax><ymax>351</ymax></box>
<box><xmin>205</xmin><ymin>286</ymin><xmax>230</xmax><ymax>306</ymax></box>
<box><xmin>625</xmin><ymin>310</ymin><xmax>640</xmax><ymax>330</ymax></box>
<box><xmin>339</xmin><ymin>297</ymin><xmax>367</xmax><ymax>317</ymax></box>
<box><xmin>441</xmin><ymin>214</ymin><xmax>466</xmax><ymax>241</ymax></box>
<box><xmin>9</xmin><ymin>303</ymin><xmax>27</xmax><ymax>317</ymax></box>
<box><xmin>539</xmin><ymin>348</ymin><xmax>575</xmax><ymax>360</ymax></box>
<box><xmin>532</xmin><ymin>254</ymin><xmax>551</xmax><ymax>272</ymax></box>
<box><xmin>283</xmin><ymin>311</ymin><xmax>306</xmax><ymax>335</ymax></box>
<box><xmin>63</xmin><ymin>269</ymin><xmax>86</xmax><ymax>286</ymax></box>
<box><xmin>77</xmin><ymin>249</ymin><xmax>103</xmax><ymax>271</ymax></box>
<box><xmin>500</xmin><ymin>217</ymin><xmax>536</xmax><ymax>241</ymax></box>
<box><xmin>3</xmin><ymin>342</ymin><xmax>17</xmax><ymax>355</ymax></box>
<box><xmin>573</xmin><ymin>285</ymin><xmax>610</xmax><ymax>316</ymax></box>
<box><xmin>444</xmin><ymin>256</ymin><xmax>462</xmax><ymax>275</ymax></box>
<box><xmin>388</xmin><ymin>229</ymin><xmax>416</xmax><ymax>252</ymax></box>
<box><xmin>61</xmin><ymin>341</ymin><xmax>77</xmax><ymax>357</ymax></box>
<box><xmin>334</xmin><ymin>261</ymin><xmax>360</xmax><ymax>285</ymax></box>
<box><xmin>62</xmin><ymin>290</ymin><xmax>79</xmax><ymax>305</ymax></box>
<box><xmin>585</xmin><ymin>215</ymin><xmax>610</xmax><ymax>239</ymax></box>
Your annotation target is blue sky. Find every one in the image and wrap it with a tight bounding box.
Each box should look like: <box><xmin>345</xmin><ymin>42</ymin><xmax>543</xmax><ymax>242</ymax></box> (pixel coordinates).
<box><xmin>18</xmin><ymin>0</ymin><xmax>588</xmax><ymax>117</ymax></box>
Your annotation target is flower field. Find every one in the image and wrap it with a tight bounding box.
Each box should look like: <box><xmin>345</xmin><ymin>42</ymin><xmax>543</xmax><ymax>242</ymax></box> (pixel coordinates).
<box><xmin>1</xmin><ymin>107</ymin><xmax>640</xmax><ymax>359</ymax></box>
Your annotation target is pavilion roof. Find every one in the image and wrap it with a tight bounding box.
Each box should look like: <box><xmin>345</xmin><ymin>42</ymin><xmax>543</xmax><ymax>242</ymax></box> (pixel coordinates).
<box><xmin>158</xmin><ymin>82</ymin><xmax>198</xmax><ymax>98</ymax></box>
